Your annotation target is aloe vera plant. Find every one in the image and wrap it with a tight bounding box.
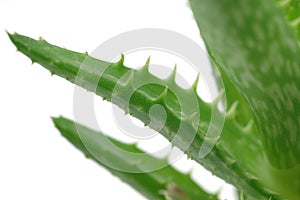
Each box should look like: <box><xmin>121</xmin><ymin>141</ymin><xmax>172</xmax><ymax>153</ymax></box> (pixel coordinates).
<box><xmin>8</xmin><ymin>0</ymin><xmax>300</xmax><ymax>199</ymax></box>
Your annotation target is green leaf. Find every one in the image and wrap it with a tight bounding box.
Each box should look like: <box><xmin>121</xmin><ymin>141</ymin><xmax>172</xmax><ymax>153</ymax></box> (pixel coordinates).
<box><xmin>8</xmin><ymin>32</ymin><xmax>279</xmax><ymax>199</ymax></box>
<box><xmin>189</xmin><ymin>0</ymin><xmax>300</xmax><ymax>199</ymax></box>
<box><xmin>52</xmin><ymin>116</ymin><xmax>217</xmax><ymax>200</ymax></box>
<box><xmin>189</xmin><ymin>0</ymin><xmax>300</xmax><ymax>169</ymax></box>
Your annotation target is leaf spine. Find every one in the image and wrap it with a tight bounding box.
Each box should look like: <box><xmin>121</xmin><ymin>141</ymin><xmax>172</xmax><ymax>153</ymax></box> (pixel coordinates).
<box><xmin>167</xmin><ymin>64</ymin><xmax>177</xmax><ymax>82</ymax></box>
<box><xmin>142</xmin><ymin>56</ymin><xmax>151</xmax><ymax>72</ymax></box>
<box><xmin>38</xmin><ymin>36</ymin><xmax>45</xmax><ymax>41</ymax></box>
<box><xmin>226</xmin><ymin>101</ymin><xmax>239</xmax><ymax>119</ymax></box>
<box><xmin>192</xmin><ymin>74</ymin><xmax>200</xmax><ymax>92</ymax></box>
<box><xmin>117</xmin><ymin>54</ymin><xmax>125</xmax><ymax>65</ymax></box>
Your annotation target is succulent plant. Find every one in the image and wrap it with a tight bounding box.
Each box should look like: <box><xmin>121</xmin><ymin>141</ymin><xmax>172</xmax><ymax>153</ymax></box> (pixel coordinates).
<box><xmin>8</xmin><ymin>0</ymin><xmax>300</xmax><ymax>199</ymax></box>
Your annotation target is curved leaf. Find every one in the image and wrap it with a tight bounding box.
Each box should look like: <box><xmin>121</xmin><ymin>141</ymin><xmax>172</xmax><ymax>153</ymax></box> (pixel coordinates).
<box><xmin>53</xmin><ymin>116</ymin><xmax>218</xmax><ymax>200</ymax></box>
<box><xmin>189</xmin><ymin>0</ymin><xmax>300</xmax><ymax>169</ymax></box>
<box><xmin>8</xmin><ymin>33</ymin><xmax>278</xmax><ymax>199</ymax></box>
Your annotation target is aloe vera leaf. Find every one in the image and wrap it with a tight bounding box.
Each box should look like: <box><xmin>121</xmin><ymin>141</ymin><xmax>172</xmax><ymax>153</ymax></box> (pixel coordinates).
<box><xmin>189</xmin><ymin>0</ymin><xmax>300</xmax><ymax>169</ymax></box>
<box><xmin>8</xmin><ymin>32</ymin><xmax>279</xmax><ymax>199</ymax></box>
<box><xmin>52</xmin><ymin>116</ymin><xmax>218</xmax><ymax>200</ymax></box>
<box><xmin>189</xmin><ymin>1</ymin><xmax>300</xmax><ymax>199</ymax></box>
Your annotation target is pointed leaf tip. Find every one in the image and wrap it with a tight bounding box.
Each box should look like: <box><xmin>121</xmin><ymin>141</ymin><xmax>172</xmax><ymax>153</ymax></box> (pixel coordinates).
<box><xmin>142</xmin><ymin>56</ymin><xmax>151</xmax><ymax>72</ymax></box>
<box><xmin>192</xmin><ymin>74</ymin><xmax>200</xmax><ymax>91</ymax></box>
<box><xmin>6</xmin><ymin>31</ymin><xmax>15</xmax><ymax>44</ymax></box>
<box><xmin>5</xmin><ymin>30</ymin><xmax>11</xmax><ymax>37</ymax></box>
<box><xmin>117</xmin><ymin>54</ymin><xmax>125</xmax><ymax>65</ymax></box>
<box><xmin>5</xmin><ymin>30</ymin><xmax>16</xmax><ymax>38</ymax></box>
<box><xmin>167</xmin><ymin>64</ymin><xmax>177</xmax><ymax>82</ymax></box>
<box><xmin>51</xmin><ymin>116</ymin><xmax>61</xmax><ymax>126</ymax></box>
<box><xmin>50</xmin><ymin>116</ymin><xmax>56</xmax><ymax>122</ymax></box>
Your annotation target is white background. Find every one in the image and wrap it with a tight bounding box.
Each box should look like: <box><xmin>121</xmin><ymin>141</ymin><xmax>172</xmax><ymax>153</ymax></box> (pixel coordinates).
<box><xmin>0</xmin><ymin>0</ymin><xmax>236</xmax><ymax>199</ymax></box>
